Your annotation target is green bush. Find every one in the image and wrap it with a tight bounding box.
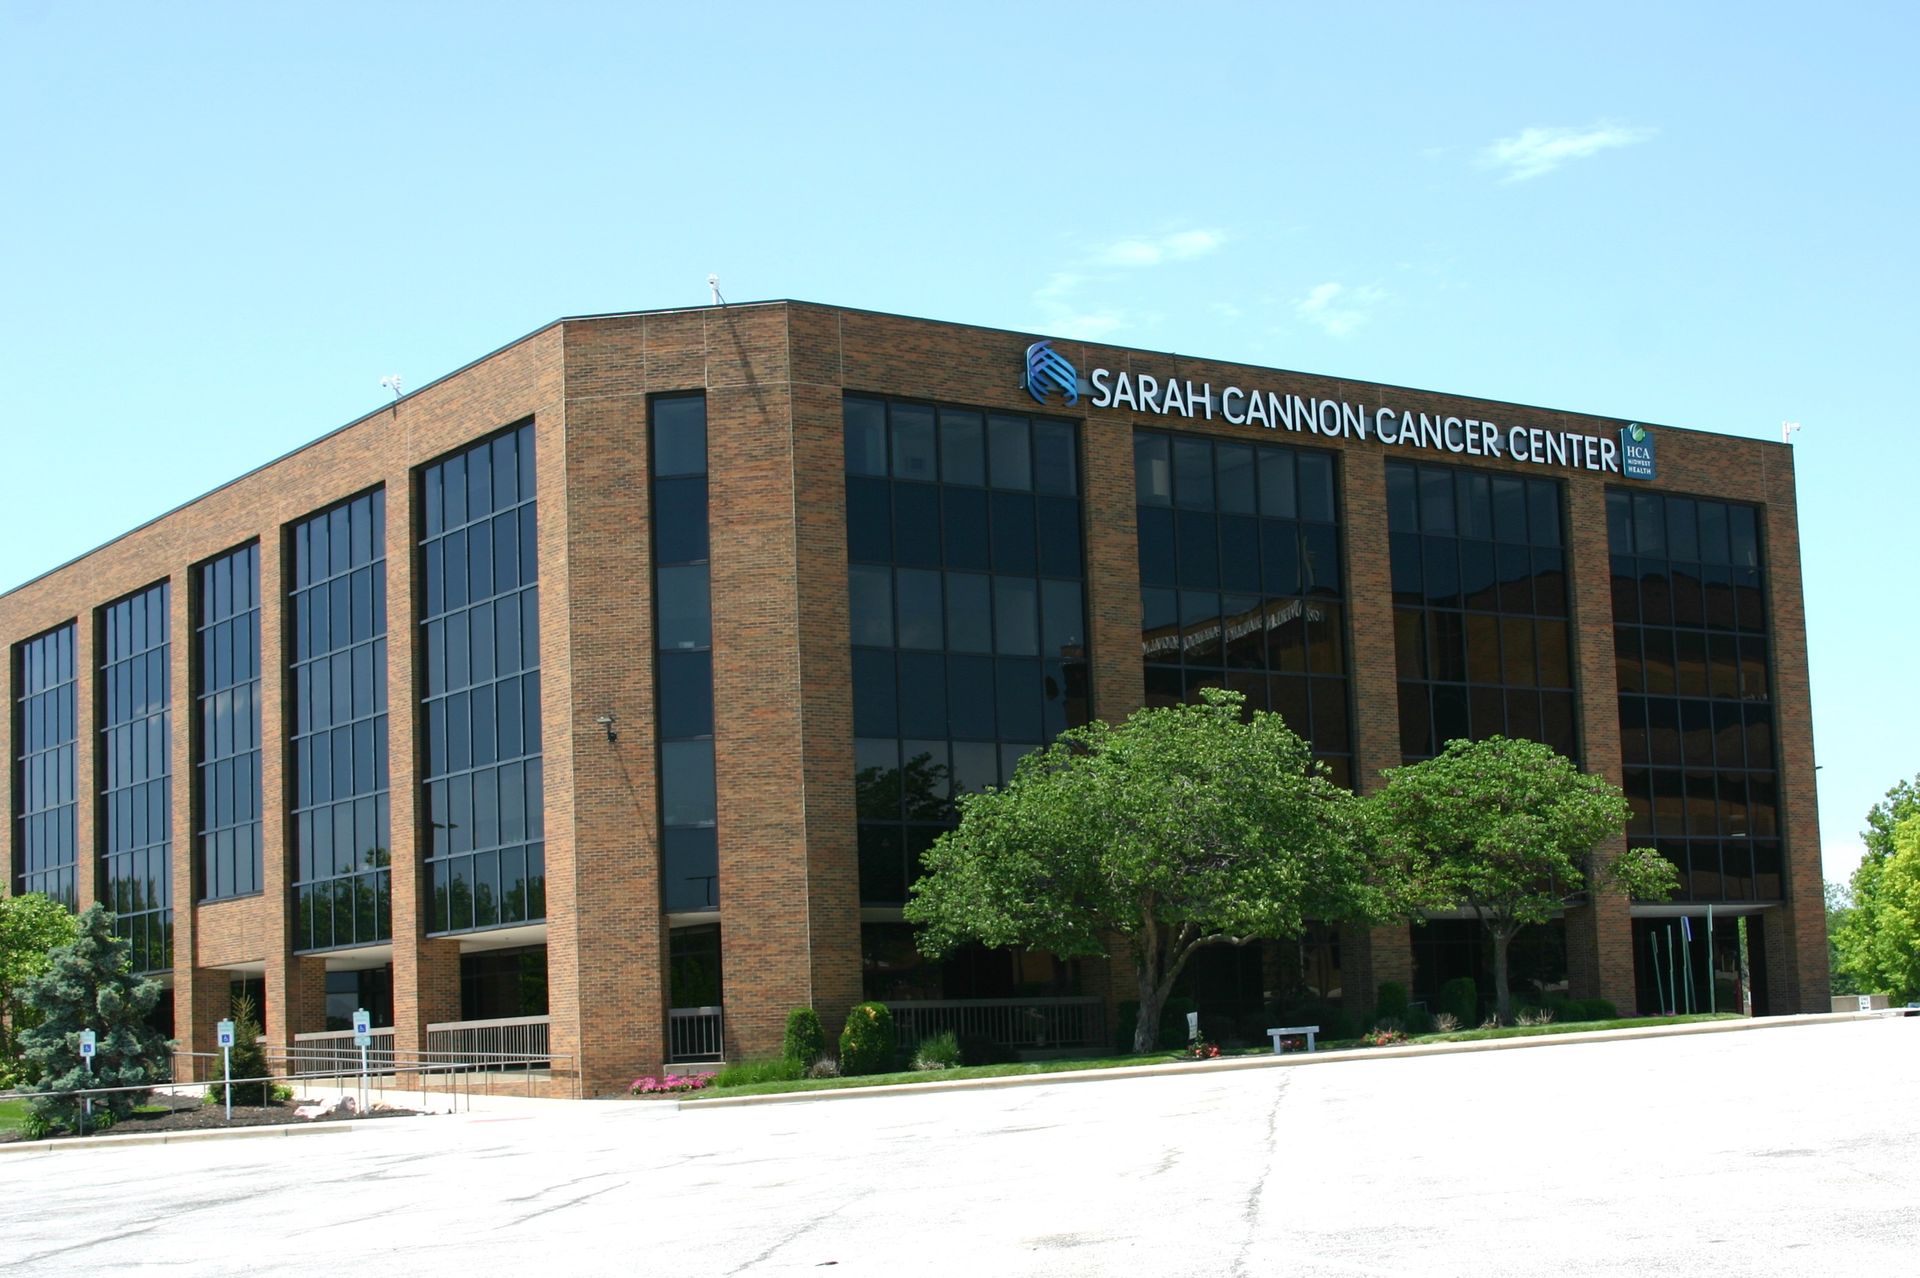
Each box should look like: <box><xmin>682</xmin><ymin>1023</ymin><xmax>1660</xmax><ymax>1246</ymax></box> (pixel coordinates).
<box><xmin>1438</xmin><ymin>977</ymin><xmax>1479</xmax><ymax>1027</ymax></box>
<box><xmin>1550</xmin><ymin>997</ymin><xmax>1618</xmax><ymax>1023</ymax></box>
<box><xmin>782</xmin><ymin>1008</ymin><xmax>826</xmax><ymax>1067</ymax></box>
<box><xmin>714</xmin><ymin>1056</ymin><xmax>805</xmax><ymax>1087</ymax></box>
<box><xmin>1375</xmin><ymin>982</ymin><xmax>1410</xmax><ymax>1027</ymax></box>
<box><xmin>1403</xmin><ymin>1005</ymin><xmax>1434</xmax><ymax>1035</ymax></box>
<box><xmin>838</xmin><ymin>1002</ymin><xmax>897</xmax><ymax>1076</ymax></box>
<box><xmin>910</xmin><ymin>1031</ymin><xmax>961</xmax><ymax>1071</ymax></box>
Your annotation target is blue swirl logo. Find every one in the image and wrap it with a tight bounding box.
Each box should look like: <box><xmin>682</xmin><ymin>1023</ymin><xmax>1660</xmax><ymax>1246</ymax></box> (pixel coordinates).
<box><xmin>1024</xmin><ymin>340</ymin><xmax>1080</xmax><ymax>406</ymax></box>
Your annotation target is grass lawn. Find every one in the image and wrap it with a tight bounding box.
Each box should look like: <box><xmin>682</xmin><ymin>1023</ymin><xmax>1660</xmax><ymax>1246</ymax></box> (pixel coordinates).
<box><xmin>0</xmin><ymin>1097</ymin><xmax>28</xmax><ymax>1135</ymax></box>
<box><xmin>688</xmin><ymin>1013</ymin><xmax>1747</xmax><ymax>1100</ymax></box>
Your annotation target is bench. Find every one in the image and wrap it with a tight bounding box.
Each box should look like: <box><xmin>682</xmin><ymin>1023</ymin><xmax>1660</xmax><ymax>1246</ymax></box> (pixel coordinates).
<box><xmin>1266</xmin><ymin>1025</ymin><xmax>1319</xmax><ymax>1055</ymax></box>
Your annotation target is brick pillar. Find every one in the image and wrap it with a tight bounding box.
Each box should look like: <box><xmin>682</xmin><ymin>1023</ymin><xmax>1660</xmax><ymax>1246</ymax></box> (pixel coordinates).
<box><xmin>788</xmin><ymin>309</ymin><xmax>866</xmax><ymax>1038</ymax></box>
<box><xmin>254</xmin><ymin>525</ymin><xmax>316</xmax><ymax>1051</ymax></box>
<box><xmin>379</xmin><ymin>453</ymin><xmax>464</xmax><ymax>1059</ymax></box>
<box><xmin>164</xmin><ymin>570</ymin><xmax>218</xmax><ymax>1074</ymax></box>
<box><xmin>73</xmin><ymin>617</ymin><xmax>100</xmax><ymax>912</ymax></box>
<box><xmin>1341</xmin><ymin>446</ymin><xmax>1413</xmax><ymax>1012</ymax></box>
<box><xmin>1760</xmin><ymin>451</ymin><xmax>1827</xmax><ymax>1012</ymax></box>
<box><xmin>1561</xmin><ymin>483</ymin><xmax>1637</xmax><ymax>1010</ymax></box>
<box><xmin>1081</xmin><ymin>384</ymin><xmax>1145</xmax><ymax>724</ymax></box>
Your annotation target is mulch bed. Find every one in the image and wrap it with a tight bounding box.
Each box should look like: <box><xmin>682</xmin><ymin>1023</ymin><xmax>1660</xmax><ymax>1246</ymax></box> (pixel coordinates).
<box><xmin>1</xmin><ymin>1092</ymin><xmax>421</xmax><ymax>1142</ymax></box>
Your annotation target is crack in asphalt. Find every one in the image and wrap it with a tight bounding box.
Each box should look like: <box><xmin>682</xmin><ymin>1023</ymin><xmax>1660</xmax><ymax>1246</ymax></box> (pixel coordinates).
<box><xmin>1231</xmin><ymin>1076</ymin><xmax>1289</xmax><ymax>1278</ymax></box>
<box><xmin>2</xmin><ymin>1223</ymin><xmax>161</xmax><ymax>1270</ymax></box>
<box><xmin>495</xmin><ymin>1178</ymin><xmax>630</xmax><ymax>1230</ymax></box>
<box><xmin>725</xmin><ymin>1197</ymin><xmax>850</xmax><ymax>1275</ymax></box>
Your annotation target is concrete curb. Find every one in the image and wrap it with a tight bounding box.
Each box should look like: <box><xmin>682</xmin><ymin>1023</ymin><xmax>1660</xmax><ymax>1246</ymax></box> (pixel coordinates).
<box><xmin>676</xmin><ymin>1010</ymin><xmax>1912</xmax><ymax>1111</ymax></box>
<box><xmin>0</xmin><ymin>1121</ymin><xmax>356</xmax><ymax>1156</ymax></box>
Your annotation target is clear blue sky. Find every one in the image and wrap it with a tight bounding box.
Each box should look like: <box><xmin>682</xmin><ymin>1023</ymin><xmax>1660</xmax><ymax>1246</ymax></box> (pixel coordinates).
<box><xmin>3</xmin><ymin>3</ymin><xmax>1913</xmax><ymax>884</ymax></box>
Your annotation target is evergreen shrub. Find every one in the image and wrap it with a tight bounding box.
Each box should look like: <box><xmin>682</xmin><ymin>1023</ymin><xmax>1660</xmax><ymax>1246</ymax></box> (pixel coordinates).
<box><xmin>782</xmin><ymin>1008</ymin><xmax>826</xmax><ymax>1067</ymax></box>
<box><xmin>838</xmin><ymin>1002</ymin><xmax>897</xmax><ymax>1076</ymax></box>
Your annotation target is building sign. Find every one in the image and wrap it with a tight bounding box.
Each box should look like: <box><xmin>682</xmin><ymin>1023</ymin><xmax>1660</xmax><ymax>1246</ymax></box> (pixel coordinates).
<box><xmin>1022</xmin><ymin>341</ymin><xmax>1658</xmax><ymax>479</ymax></box>
<box><xmin>1620</xmin><ymin>423</ymin><xmax>1657</xmax><ymax>480</ymax></box>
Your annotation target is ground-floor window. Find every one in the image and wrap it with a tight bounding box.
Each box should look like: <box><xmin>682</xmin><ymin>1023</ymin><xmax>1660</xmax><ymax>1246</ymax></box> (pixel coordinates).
<box><xmin>860</xmin><ymin>922</ymin><xmax>1085</xmax><ymax>1002</ymax></box>
<box><xmin>325</xmin><ymin>965</ymin><xmax>393</xmax><ymax>1029</ymax></box>
<box><xmin>669</xmin><ymin>925</ymin><xmax>722</xmax><ymax>1008</ymax></box>
<box><xmin>460</xmin><ymin>946</ymin><xmax>547</xmax><ymax>1020</ymax></box>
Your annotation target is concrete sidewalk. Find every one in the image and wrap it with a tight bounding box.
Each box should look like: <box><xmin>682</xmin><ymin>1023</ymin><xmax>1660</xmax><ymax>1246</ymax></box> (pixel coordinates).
<box><xmin>677</xmin><ymin>1008</ymin><xmax>1911</xmax><ymax>1109</ymax></box>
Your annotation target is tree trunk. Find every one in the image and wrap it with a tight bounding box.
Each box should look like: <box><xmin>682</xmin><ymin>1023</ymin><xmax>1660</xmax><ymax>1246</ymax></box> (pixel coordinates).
<box><xmin>1493</xmin><ymin>929</ymin><xmax>1513</xmax><ymax>1024</ymax></box>
<box><xmin>1134</xmin><ymin>962</ymin><xmax>1164</xmax><ymax>1054</ymax></box>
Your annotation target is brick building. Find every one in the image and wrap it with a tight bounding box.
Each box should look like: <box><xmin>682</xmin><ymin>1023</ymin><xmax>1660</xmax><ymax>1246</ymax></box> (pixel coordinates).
<box><xmin>1</xmin><ymin>302</ymin><xmax>1826</xmax><ymax>1094</ymax></box>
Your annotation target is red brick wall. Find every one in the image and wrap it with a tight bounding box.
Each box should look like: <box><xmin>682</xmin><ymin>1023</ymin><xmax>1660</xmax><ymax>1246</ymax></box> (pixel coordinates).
<box><xmin>0</xmin><ymin>298</ymin><xmax>1832</xmax><ymax>1104</ymax></box>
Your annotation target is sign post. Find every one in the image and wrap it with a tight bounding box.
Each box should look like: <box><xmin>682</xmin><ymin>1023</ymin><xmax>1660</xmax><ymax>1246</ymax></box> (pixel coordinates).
<box><xmin>78</xmin><ymin>1029</ymin><xmax>97</xmax><ymax>1135</ymax></box>
<box><xmin>353</xmin><ymin>1008</ymin><xmax>372</xmax><ymax>1113</ymax></box>
<box><xmin>216</xmin><ymin>1019</ymin><xmax>236</xmax><ymax>1121</ymax></box>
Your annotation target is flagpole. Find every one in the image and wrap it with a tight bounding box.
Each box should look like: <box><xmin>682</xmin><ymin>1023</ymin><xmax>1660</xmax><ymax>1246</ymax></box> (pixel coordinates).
<box><xmin>1707</xmin><ymin>905</ymin><xmax>1716</xmax><ymax>1014</ymax></box>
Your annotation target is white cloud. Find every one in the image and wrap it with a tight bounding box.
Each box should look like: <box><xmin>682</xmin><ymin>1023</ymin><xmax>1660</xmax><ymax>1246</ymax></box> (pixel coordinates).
<box><xmin>1295</xmin><ymin>282</ymin><xmax>1386</xmax><ymax>338</ymax></box>
<box><xmin>1479</xmin><ymin>121</ymin><xmax>1657</xmax><ymax>183</ymax></box>
<box><xmin>1091</xmin><ymin>227</ymin><xmax>1226</xmax><ymax>268</ymax></box>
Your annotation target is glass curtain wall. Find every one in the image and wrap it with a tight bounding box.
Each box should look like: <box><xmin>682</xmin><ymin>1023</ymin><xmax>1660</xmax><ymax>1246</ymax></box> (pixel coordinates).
<box><xmin>1609</xmin><ymin>490</ymin><xmax>1780</xmax><ymax>901</ymax></box>
<box><xmin>846</xmin><ymin>396</ymin><xmax>1089</xmax><ymax>905</ymax></box>
<box><xmin>652</xmin><ymin>394</ymin><xmax>719</xmax><ymax>914</ymax></box>
<box><xmin>290</xmin><ymin>491</ymin><xmax>392</xmax><ymax>950</ymax></box>
<box><xmin>100</xmin><ymin>582</ymin><xmax>172</xmax><ymax>973</ymax></box>
<box><xmin>1387</xmin><ymin>461</ymin><xmax>1576</xmax><ymax>762</ymax></box>
<box><xmin>1134</xmin><ymin>430</ymin><xmax>1353</xmax><ymax>784</ymax></box>
<box><xmin>14</xmin><ymin>624</ymin><xmax>77</xmax><ymax>905</ymax></box>
<box><xmin>194</xmin><ymin>543</ymin><xmax>262</xmax><ymax>900</ymax></box>
<box><xmin>420</xmin><ymin>424</ymin><xmax>545</xmax><ymax>934</ymax></box>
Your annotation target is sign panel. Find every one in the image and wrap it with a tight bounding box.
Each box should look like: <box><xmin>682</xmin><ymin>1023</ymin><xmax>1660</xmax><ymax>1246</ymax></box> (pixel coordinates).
<box><xmin>78</xmin><ymin>1029</ymin><xmax>97</xmax><ymax>1059</ymax></box>
<box><xmin>1024</xmin><ymin>340</ymin><xmax>1666</xmax><ymax>480</ymax></box>
<box><xmin>216</xmin><ymin>1019</ymin><xmax>236</xmax><ymax>1049</ymax></box>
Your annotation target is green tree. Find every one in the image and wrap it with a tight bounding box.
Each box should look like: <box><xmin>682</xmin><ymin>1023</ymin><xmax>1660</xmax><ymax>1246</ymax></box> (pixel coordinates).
<box><xmin>1825</xmin><ymin>879</ymin><xmax>1859</xmax><ymax>997</ymax></box>
<box><xmin>1</xmin><ymin>893</ymin><xmax>79</xmax><ymax>1083</ymax></box>
<box><xmin>1832</xmin><ymin>815</ymin><xmax>1920</xmax><ymax>1002</ymax></box>
<box><xmin>905</xmin><ymin>689</ymin><xmax>1369</xmax><ymax>1053</ymax></box>
<box><xmin>1367</xmin><ymin>736</ymin><xmax>1679</xmax><ymax>1022</ymax></box>
<box><xmin>18</xmin><ymin>904</ymin><xmax>171</xmax><ymax>1132</ymax></box>
<box><xmin>1861</xmin><ymin>774</ymin><xmax>1920</xmax><ymax>865</ymax></box>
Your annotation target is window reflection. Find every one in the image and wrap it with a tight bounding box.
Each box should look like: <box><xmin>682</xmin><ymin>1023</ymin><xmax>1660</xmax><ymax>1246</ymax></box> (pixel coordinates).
<box><xmin>848</xmin><ymin>396</ymin><xmax>1088</xmax><ymax>904</ymax></box>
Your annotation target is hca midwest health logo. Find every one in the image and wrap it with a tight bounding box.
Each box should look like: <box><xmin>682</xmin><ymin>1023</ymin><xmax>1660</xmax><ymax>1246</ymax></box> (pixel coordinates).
<box><xmin>1620</xmin><ymin>423</ymin><xmax>1657</xmax><ymax>480</ymax></box>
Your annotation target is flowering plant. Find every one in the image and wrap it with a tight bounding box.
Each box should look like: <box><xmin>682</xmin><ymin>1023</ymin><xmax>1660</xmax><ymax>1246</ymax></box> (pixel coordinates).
<box><xmin>629</xmin><ymin>1072</ymin><xmax>715</xmax><ymax>1096</ymax></box>
<box><xmin>1181</xmin><ymin>1039</ymin><xmax>1221</xmax><ymax>1060</ymax></box>
<box><xmin>1364</xmin><ymin>1027</ymin><xmax>1407</xmax><ymax>1048</ymax></box>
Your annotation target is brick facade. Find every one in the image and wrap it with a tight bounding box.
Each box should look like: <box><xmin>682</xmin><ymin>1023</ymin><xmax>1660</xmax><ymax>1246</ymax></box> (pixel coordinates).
<box><xmin>1</xmin><ymin>301</ymin><xmax>1827</xmax><ymax>1095</ymax></box>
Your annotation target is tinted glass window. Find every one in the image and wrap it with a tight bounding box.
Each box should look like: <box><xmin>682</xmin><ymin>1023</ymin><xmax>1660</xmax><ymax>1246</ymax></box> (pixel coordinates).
<box><xmin>420</xmin><ymin>424</ymin><xmax>543</xmax><ymax>936</ymax></box>
<box><xmin>288</xmin><ymin>491</ymin><xmax>389</xmax><ymax>951</ymax></box>
<box><xmin>848</xmin><ymin>396</ymin><xmax>1086</xmax><ymax>906</ymax></box>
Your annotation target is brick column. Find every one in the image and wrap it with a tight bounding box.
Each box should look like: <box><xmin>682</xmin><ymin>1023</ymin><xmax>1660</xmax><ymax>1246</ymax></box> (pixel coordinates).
<box><xmin>1562</xmin><ymin>483</ymin><xmax>1636</xmax><ymax>1010</ymax></box>
<box><xmin>382</xmin><ymin>458</ymin><xmax>462</xmax><ymax>1060</ymax></box>
<box><xmin>165</xmin><ymin>571</ymin><xmax>222</xmax><ymax>1077</ymax></box>
<box><xmin>1081</xmin><ymin>397</ymin><xmax>1145</xmax><ymax>724</ymax></box>
<box><xmin>73</xmin><ymin>616</ymin><xmax>100</xmax><ymax>912</ymax></box>
<box><xmin>1760</xmin><ymin>451</ymin><xmax>1827</xmax><ymax>1012</ymax></box>
<box><xmin>553</xmin><ymin>315</ymin><xmax>666</xmax><ymax>1093</ymax></box>
<box><xmin>1341</xmin><ymin>448</ymin><xmax>1414</xmax><ymax>1013</ymax></box>
<box><xmin>789</xmin><ymin>308</ymin><xmax>865</xmax><ymax>1036</ymax></box>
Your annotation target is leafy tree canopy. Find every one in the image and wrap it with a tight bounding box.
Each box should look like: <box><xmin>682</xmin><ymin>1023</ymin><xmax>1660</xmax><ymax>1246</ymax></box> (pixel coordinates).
<box><xmin>1861</xmin><ymin>773</ymin><xmax>1920</xmax><ymax>865</ymax></box>
<box><xmin>1366</xmin><ymin>736</ymin><xmax>1678</xmax><ymax>1019</ymax></box>
<box><xmin>1</xmin><ymin>893</ymin><xmax>79</xmax><ymax>1081</ymax></box>
<box><xmin>904</xmin><ymin>688</ymin><xmax>1370</xmax><ymax>1052</ymax></box>
<box><xmin>1833</xmin><ymin>814</ymin><xmax>1920</xmax><ymax>1002</ymax></box>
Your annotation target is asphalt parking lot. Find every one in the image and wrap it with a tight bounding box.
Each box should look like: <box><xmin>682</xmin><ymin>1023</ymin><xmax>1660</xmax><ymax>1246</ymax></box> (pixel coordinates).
<box><xmin>4</xmin><ymin>1016</ymin><xmax>1915</xmax><ymax>1276</ymax></box>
